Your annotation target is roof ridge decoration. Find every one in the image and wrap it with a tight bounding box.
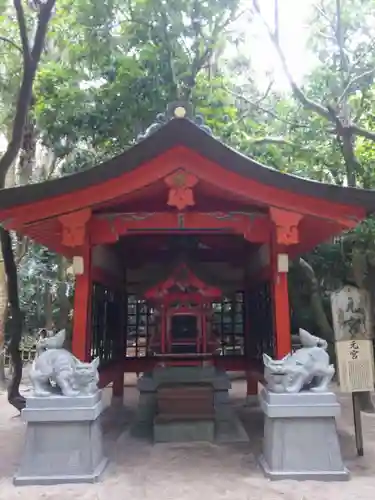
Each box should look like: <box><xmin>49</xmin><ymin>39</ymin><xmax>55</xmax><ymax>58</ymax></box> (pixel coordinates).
<box><xmin>136</xmin><ymin>101</ymin><xmax>213</xmax><ymax>142</ymax></box>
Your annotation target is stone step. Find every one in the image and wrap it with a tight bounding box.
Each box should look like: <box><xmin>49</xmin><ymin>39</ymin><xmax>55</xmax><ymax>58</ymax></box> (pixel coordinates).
<box><xmin>155</xmin><ymin>412</ymin><xmax>215</xmax><ymax>423</ymax></box>
<box><xmin>158</xmin><ymin>384</ymin><xmax>214</xmax><ymax>395</ymax></box>
<box><xmin>157</xmin><ymin>384</ymin><xmax>214</xmax><ymax>415</ymax></box>
<box><xmin>154</xmin><ymin>419</ymin><xmax>215</xmax><ymax>443</ymax></box>
<box><xmin>138</xmin><ymin>367</ymin><xmax>231</xmax><ymax>391</ymax></box>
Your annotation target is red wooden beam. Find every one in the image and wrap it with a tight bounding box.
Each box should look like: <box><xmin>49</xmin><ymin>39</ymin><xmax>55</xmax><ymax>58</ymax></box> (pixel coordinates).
<box><xmin>92</xmin><ymin>266</ymin><xmax>123</xmax><ymax>289</ymax></box>
<box><xmin>1</xmin><ymin>146</ymin><xmax>365</xmax><ymax>230</ymax></box>
<box><xmin>147</xmin><ymin>292</ymin><xmax>215</xmax><ymax>305</ymax></box>
<box><xmin>120</xmin><ymin>233</ymin><xmax>255</xmax><ymax>256</ymax></box>
<box><xmin>89</xmin><ymin>211</ymin><xmax>271</xmax><ymax>245</ymax></box>
<box><xmin>145</xmin><ymin>262</ymin><xmax>222</xmax><ymax>301</ymax></box>
<box><xmin>124</xmin><ymin>252</ymin><xmax>247</xmax><ymax>267</ymax></box>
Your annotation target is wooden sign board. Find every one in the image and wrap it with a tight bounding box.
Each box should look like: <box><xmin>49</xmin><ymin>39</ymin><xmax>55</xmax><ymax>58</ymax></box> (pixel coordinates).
<box><xmin>335</xmin><ymin>339</ymin><xmax>374</xmax><ymax>392</ymax></box>
<box><xmin>331</xmin><ymin>286</ymin><xmax>374</xmax><ymax>393</ymax></box>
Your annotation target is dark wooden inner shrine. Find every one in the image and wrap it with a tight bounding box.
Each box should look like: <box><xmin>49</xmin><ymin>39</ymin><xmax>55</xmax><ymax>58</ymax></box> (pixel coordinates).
<box><xmin>0</xmin><ymin>102</ymin><xmax>374</xmax><ymax>402</ymax></box>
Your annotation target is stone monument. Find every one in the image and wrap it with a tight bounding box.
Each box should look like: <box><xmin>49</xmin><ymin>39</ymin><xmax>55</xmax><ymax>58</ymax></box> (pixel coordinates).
<box><xmin>14</xmin><ymin>329</ymin><xmax>108</xmax><ymax>486</ymax></box>
<box><xmin>259</xmin><ymin>328</ymin><xmax>349</xmax><ymax>481</ymax></box>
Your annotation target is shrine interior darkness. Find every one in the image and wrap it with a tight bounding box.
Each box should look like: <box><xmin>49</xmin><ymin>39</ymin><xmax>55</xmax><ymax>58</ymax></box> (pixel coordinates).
<box><xmin>90</xmin><ymin>233</ymin><xmax>274</xmax><ymax>368</ymax></box>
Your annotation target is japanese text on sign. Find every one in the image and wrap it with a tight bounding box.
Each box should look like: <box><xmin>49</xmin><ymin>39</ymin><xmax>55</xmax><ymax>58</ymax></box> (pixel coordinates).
<box><xmin>349</xmin><ymin>340</ymin><xmax>360</xmax><ymax>360</ymax></box>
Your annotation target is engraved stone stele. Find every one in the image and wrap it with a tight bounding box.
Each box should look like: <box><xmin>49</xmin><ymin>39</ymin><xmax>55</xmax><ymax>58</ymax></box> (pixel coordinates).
<box><xmin>14</xmin><ymin>330</ymin><xmax>108</xmax><ymax>486</ymax></box>
<box><xmin>259</xmin><ymin>328</ymin><xmax>349</xmax><ymax>481</ymax></box>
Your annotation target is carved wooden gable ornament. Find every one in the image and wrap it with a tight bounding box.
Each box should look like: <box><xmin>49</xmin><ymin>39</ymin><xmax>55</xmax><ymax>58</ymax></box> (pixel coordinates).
<box><xmin>59</xmin><ymin>208</ymin><xmax>91</xmax><ymax>247</ymax></box>
<box><xmin>165</xmin><ymin>169</ymin><xmax>198</xmax><ymax>210</ymax></box>
<box><xmin>270</xmin><ymin>207</ymin><xmax>303</xmax><ymax>245</ymax></box>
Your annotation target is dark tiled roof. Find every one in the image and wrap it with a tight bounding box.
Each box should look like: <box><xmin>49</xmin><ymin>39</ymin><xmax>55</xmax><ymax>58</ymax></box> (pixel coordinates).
<box><xmin>0</xmin><ymin>117</ymin><xmax>374</xmax><ymax>212</ymax></box>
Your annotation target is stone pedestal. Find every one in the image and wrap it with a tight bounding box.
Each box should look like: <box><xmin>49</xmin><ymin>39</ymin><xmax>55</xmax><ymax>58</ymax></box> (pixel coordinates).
<box><xmin>259</xmin><ymin>388</ymin><xmax>349</xmax><ymax>481</ymax></box>
<box><xmin>133</xmin><ymin>366</ymin><xmax>232</xmax><ymax>441</ymax></box>
<box><xmin>154</xmin><ymin>418</ymin><xmax>215</xmax><ymax>443</ymax></box>
<box><xmin>14</xmin><ymin>392</ymin><xmax>108</xmax><ymax>486</ymax></box>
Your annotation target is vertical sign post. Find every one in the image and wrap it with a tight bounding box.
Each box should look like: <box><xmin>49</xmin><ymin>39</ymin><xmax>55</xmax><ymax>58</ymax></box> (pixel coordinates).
<box><xmin>331</xmin><ymin>285</ymin><xmax>374</xmax><ymax>456</ymax></box>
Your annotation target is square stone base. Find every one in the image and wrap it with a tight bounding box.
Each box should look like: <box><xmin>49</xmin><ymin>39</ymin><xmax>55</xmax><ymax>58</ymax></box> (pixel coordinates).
<box><xmin>259</xmin><ymin>455</ymin><xmax>349</xmax><ymax>482</ymax></box>
<box><xmin>259</xmin><ymin>389</ymin><xmax>349</xmax><ymax>481</ymax></box>
<box><xmin>154</xmin><ymin>419</ymin><xmax>215</xmax><ymax>443</ymax></box>
<box><xmin>14</xmin><ymin>392</ymin><xmax>108</xmax><ymax>486</ymax></box>
<box><xmin>14</xmin><ymin>458</ymin><xmax>108</xmax><ymax>486</ymax></box>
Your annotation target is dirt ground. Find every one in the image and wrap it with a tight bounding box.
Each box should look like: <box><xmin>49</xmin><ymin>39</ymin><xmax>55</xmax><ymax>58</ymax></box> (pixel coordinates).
<box><xmin>1</xmin><ymin>375</ymin><xmax>375</xmax><ymax>500</ymax></box>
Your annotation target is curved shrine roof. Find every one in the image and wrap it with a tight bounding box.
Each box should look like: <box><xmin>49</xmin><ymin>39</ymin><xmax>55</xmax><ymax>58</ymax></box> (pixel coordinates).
<box><xmin>0</xmin><ymin>114</ymin><xmax>374</xmax><ymax>213</ymax></box>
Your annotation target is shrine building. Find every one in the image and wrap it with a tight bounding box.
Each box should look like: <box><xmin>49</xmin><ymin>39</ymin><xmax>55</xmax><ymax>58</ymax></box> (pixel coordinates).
<box><xmin>0</xmin><ymin>101</ymin><xmax>374</xmax><ymax>406</ymax></box>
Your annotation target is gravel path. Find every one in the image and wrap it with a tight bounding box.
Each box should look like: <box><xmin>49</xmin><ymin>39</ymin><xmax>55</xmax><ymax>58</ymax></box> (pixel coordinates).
<box><xmin>0</xmin><ymin>376</ymin><xmax>375</xmax><ymax>500</ymax></box>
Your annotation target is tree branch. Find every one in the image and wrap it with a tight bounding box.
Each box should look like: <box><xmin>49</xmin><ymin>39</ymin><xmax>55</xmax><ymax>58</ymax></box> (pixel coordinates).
<box><xmin>13</xmin><ymin>0</ymin><xmax>30</xmax><ymax>65</ymax></box>
<box><xmin>312</xmin><ymin>2</ymin><xmax>336</xmax><ymax>32</ymax></box>
<box><xmin>31</xmin><ymin>0</ymin><xmax>56</xmax><ymax>61</ymax></box>
<box><xmin>123</xmin><ymin>0</ymin><xmax>154</xmax><ymax>29</ymax></box>
<box><xmin>338</xmin><ymin>69</ymin><xmax>374</xmax><ymax>104</ymax></box>
<box><xmin>348</xmin><ymin>39</ymin><xmax>375</xmax><ymax>76</ymax></box>
<box><xmin>191</xmin><ymin>10</ymin><xmax>234</xmax><ymax>84</ymax></box>
<box><xmin>15</xmin><ymin>237</ymin><xmax>29</xmax><ymax>266</ymax></box>
<box><xmin>45</xmin><ymin>155</ymin><xmax>60</xmax><ymax>180</ymax></box>
<box><xmin>0</xmin><ymin>36</ymin><xmax>22</xmax><ymax>54</ymax></box>
<box><xmin>252</xmin><ymin>0</ymin><xmax>332</xmax><ymax>122</ymax></box>
<box><xmin>350</xmin><ymin>124</ymin><xmax>375</xmax><ymax>142</ymax></box>
<box><xmin>249</xmin><ymin>136</ymin><xmax>294</xmax><ymax>146</ymax></box>
<box><xmin>353</xmin><ymin>90</ymin><xmax>368</xmax><ymax>123</ymax></box>
<box><xmin>335</xmin><ymin>0</ymin><xmax>349</xmax><ymax>77</ymax></box>
<box><xmin>157</xmin><ymin>6</ymin><xmax>178</xmax><ymax>98</ymax></box>
<box><xmin>0</xmin><ymin>0</ymin><xmax>56</xmax><ymax>185</ymax></box>
<box><xmin>224</xmin><ymin>86</ymin><xmax>309</xmax><ymax>129</ymax></box>
<box><xmin>253</xmin><ymin>0</ymin><xmax>375</xmax><ymax>146</ymax></box>
<box><xmin>254</xmin><ymin>79</ymin><xmax>274</xmax><ymax>105</ymax></box>
<box><xmin>273</xmin><ymin>0</ymin><xmax>279</xmax><ymax>44</ymax></box>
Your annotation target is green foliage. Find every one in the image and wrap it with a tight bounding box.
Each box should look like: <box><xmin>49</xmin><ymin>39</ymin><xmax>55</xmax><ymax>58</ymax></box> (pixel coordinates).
<box><xmin>2</xmin><ymin>0</ymin><xmax>375</xmax><ymax>336</ymax></box>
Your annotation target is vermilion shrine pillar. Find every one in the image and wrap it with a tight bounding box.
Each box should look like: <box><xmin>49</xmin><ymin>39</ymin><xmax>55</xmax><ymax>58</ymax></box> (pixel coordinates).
<box><xmin>270</xmin><ymin>208</ymin><xmax>302</xmax><ymax>359</ymax></box>
<box><xmin>59</xmin><ymin>209</ymin><xmax>93</xmax><ymax>361</ymax></box>
<box><xmin>72</xmin><ymin>245</ymin><xmax>92</xmax><ymax>361</ymax></box>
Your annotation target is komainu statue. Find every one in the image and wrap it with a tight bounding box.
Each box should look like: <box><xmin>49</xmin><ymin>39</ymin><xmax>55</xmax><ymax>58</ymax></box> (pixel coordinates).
<box><xmin>263</xmin><ymin>328</ymin><xmax>335</xmax><ymax>393</ymax></box>
<box><xmin>30</xmin><ymin>329</ymin><xmax>100</xmax><ymax>397</ymax></box>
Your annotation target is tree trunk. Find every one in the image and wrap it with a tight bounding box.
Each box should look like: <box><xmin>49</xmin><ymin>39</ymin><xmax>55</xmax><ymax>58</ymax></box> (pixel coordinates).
<box><xmin>44</xmin><ymin>280</ymin><xmax>54</xmax><ymax>330</ymax></box>
<box><xmin>0</xmin><ymin>229</ymin><xmax>25</xmax><ymax>411</ymax></box>
<box><xmin>0</xmin><ymin>0</ymin><xmax>56</xmax><ymax>412</ymax></box>
<box><xmin>16</xmin><ymin>107</ymin><xmax>36</xmax><ymax>186</ymax></box>
<box><xmin>297</xmin><ymin>258</ymin><xmax>334</xmax><ymax>342</ymax></box>
<box><xmin>0</xmin><ymin>258</ymin><xmax>8</xmax><ymax>389</ymax></box>
<box><xmin>296</xmin><ymin>258</ymin><xmax>337</xmax><ymax>370</ymax></box>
